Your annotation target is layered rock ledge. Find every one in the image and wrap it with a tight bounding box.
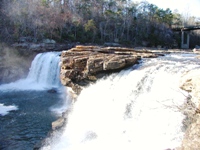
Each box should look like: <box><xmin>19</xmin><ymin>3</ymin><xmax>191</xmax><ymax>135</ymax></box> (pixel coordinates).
<box><xmin>60</xmin><ymin>45</ymin><xmax>159</xmax><ymax>95</ymax></box>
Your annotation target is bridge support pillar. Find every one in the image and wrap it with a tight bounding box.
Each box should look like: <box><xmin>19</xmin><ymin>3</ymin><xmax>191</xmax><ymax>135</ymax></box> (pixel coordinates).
<box><xmin>181</xmin><ymin>31</ymin><xmax>190</xmax><ymax>49</ymax></box>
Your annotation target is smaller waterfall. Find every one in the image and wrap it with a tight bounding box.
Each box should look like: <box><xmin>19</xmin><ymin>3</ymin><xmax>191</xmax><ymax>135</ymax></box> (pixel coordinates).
<box><xmin>0</xmin><ymin>52</ymin><xmax>61</xmax><ymax>91</ymax></box>
<box><xmin>27</xmin><ymin>52</ymin><xmax>61</xmax><ymax>87</ymax></box>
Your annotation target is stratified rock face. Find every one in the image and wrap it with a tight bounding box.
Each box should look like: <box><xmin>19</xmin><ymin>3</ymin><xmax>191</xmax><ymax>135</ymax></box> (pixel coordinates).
<box><xmin>60</xmin><ymin>45</ymin><xmax>158</xmax><ymax>94</ymax></box>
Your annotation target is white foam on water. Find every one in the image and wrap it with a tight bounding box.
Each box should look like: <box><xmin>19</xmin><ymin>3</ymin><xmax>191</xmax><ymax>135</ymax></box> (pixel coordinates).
<box><xmin>50</xmin><ymin>87</ymin><xmax>73</xmax><ymax>116</ymax></box>
<box><xmin>0</xmin><ymin>103</ymin><xmax>18</xmax><ymax>116</ymax></box>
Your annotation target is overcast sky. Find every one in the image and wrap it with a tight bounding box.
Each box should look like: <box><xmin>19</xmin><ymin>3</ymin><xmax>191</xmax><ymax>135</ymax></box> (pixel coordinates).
<box><xmin>135</xmin><ymin>0</ymin><xmax>200</xmax><ymax>18</ymax></box>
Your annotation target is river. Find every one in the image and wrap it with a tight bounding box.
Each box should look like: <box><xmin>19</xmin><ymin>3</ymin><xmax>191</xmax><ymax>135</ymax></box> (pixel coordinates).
<box><xmin>1</xmin><ymin>52</ymin><xmax>200</xmax><ymax>150</ymax></box>
<box><xmin>0</xmin><ymin>52</ymin><xmax>69</xmax><ymax>150</ymax></box>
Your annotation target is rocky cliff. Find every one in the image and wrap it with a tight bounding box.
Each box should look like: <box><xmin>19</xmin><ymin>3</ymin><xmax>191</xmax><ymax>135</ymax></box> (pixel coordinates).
<box><xmin>60</xmin><ymin>45</ymin><xmax>159</xmax><ymax>95</ymax></box>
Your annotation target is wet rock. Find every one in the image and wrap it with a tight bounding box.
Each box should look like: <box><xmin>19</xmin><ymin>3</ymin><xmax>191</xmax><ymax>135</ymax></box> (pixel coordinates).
<box><xmin>52</xmin><ymin>117</ymin><xmax>65</xmax><ymax>130</ymax></box>
<box><xmin>47</xmin><ymin>88</ymin><xmax>57</xmax><ymax>93</ymax></box>
<box><xmin>181</xmin><ymin>115</ymin><xmax>200</xmax><ymax>150</ymax></box>
<box><xmin>180</xmin><ymin>68</ymin><xmax>200</xmax><ymax>150</ymax></box>
<box><xmin>180</xmin><ymin>69</ymin><xmax>200</xmax><ymax>109</ymax></box>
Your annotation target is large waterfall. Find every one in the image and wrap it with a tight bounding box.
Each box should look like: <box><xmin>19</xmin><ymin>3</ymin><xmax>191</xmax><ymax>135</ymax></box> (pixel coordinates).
<box><xmin>42</xmin><ymin>53</ymin><xmax>200</xmax><ymax>150</ymax></box>
<box><xmin>0</xmin><ymin>52</ymin><xmax>61</xmax><ymax>91</ymax></box>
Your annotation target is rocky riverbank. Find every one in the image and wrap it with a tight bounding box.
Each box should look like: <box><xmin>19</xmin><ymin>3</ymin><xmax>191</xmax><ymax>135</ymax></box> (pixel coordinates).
<box><xmin>180</xmin><ymin>68</ymin><xmax>200</xmax><ymax>150</ymax></box>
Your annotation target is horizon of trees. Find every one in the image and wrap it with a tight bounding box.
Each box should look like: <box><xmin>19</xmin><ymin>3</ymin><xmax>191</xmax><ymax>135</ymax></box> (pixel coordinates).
<box><xmin>0</xmin><ymin>0</ymin><xmax>200</xmax><ymax>48</ymax></box>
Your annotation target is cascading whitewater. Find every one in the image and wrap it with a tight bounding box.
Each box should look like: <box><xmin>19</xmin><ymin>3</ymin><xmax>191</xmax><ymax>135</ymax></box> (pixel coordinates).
<box><xmin>41</xmin><ymin>53</ymin><xmax>200</xmax><ymax>150</ymax></box>
<box><xmin>27</xmin><ymin>52</ymin><xmax>61</xmax><ymax>87</ymax></box>
<box><xmin>0</xmin><ymin>52</ymin><xmax>61</xmax><ymax>91</ymax></box>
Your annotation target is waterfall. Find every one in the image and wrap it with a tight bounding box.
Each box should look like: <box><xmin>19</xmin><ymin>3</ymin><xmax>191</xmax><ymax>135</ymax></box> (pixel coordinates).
<box><xmin>0</xmin><ymin>52</ymin><xmax>61</xmax><ymax>91</ymax></box>
<box><xmin>27</xmin><ymin>52</ymin><xmax>61</xmax><ymax>87</ymax></box>
<box><xmin>41</xmin><ymin>53</ymin><xmax>200</xmax><ymax>150</ymax></box>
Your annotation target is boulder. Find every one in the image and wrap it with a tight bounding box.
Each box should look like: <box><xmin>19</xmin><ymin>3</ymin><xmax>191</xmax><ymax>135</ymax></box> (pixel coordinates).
<box><xmin>52</xmin><ymin>117</ymin><xmax>65</xmax><ymax>130</ymax></box>
<box><xmin>47</xmin><ymin>88</ymin><xmax>57</xmax><ymax>93</ymax></box>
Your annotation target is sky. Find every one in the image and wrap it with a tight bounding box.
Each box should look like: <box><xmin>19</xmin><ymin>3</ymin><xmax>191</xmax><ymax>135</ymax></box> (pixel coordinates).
<box><xmin>136</xmin><ymin>0</ymin><xmax>200</xmax><ymax>18</ymax></box>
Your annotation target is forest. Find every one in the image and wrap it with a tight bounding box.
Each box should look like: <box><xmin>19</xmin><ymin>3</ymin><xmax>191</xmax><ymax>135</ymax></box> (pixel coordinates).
<box><xmin>0</xmin><ymin>0</ymin><xmax>200</xmax><ymax>48</ymax></box>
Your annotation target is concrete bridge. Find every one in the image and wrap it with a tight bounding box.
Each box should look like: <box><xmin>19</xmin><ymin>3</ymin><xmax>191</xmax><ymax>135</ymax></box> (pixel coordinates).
<box><xmin>172</xmin><ymin>26</ymin><xmax>200</xmax><ymax>49</ymax></box>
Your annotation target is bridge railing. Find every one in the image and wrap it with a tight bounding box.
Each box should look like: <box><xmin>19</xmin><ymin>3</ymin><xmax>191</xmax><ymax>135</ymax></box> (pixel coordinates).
<box><xmin>171</xmin><ymin>26</ymin><xmax>200</xmax><ymax>31</ymax></box>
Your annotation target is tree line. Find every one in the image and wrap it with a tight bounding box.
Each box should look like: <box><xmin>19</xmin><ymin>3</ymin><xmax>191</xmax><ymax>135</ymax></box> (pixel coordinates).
<box><xmin>0</xmin><ymin>0</ymin><xmax>200</xmax><ymax>48</ymax></box>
